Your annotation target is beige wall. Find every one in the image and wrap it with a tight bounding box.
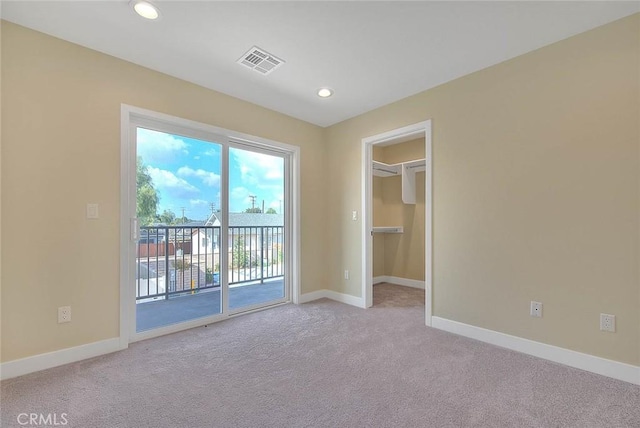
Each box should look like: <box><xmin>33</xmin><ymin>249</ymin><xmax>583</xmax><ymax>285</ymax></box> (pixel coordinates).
<box><xmin>0</xmin><ymin>22</ymin><xmax>327</xmax><ymax>362</ymax></box>
<box><xmin>326</xmin><ymin>15</ymin><xmax>640</xmax><ymax>365</ymax></box>
<box><xmin>373</xmin><ymin>139</ymin><xmax>425</xmax><ymax>280</ymax></box>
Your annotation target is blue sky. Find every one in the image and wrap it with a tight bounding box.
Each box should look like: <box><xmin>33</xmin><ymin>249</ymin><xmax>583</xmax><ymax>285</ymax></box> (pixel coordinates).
<box><xmin>137</xmin><ymin>128</ymin><xmax>284</xmax><ymax>220</ymax></box>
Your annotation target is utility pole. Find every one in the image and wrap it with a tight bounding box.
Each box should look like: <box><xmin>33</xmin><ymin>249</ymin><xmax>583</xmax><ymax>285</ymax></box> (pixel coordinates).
<box><xmin>180</xmin><ymin>207</ymin><xmax>186</xmax><ymax>224</ymax></box>
<box><xmin>249</xmin><ymin>195</ymin><xmax>257</xmax><ymax>210</ymax></box>
<box><xmin>262</xmin><ymin>200</ymin><xmax>265</xmax><ymax>214</ymax></box>
<box><xmin>210</xmin><ymin>202</ymin><xmax>216</xmax><ymax>214</ymax></box>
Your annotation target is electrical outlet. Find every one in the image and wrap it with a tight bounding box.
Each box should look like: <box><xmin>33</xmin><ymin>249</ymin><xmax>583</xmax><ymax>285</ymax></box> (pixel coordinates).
<box><xmin>600</xmin><ymin>313</ymin><xmax>615</xmax><ymax>332</ymax></box>
<box><xmin>58</xmin><ymin>306</ymin><xmax>71</xmax><ymax>323</ymax></box>
<box><xmin>530</xmin><ymin>301</ymin><xmax>543</xmax><ymax>318</ymax></box>
<box><xmin>344</xmin><ymin>270</ymin><xmax>350</xmax><ymax>280</ymax></box>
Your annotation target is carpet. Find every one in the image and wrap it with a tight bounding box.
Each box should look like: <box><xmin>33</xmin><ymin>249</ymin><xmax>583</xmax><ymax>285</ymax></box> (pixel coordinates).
<box><xmin>1</xmin><ymin>284</ymin><xmax>639</xmax><ymax>427</ymax></box>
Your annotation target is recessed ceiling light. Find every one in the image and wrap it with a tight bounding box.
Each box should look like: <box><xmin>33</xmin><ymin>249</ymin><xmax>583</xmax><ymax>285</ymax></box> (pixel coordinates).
<box><xmin>317</xmin><ymin>88</ymin><xmax>333</xmax><ymax>98</ymax></box>
<box><xmin>132</xmin><ymin>1</ymin><xmax>160</xmax><ymax>20</ymax></box>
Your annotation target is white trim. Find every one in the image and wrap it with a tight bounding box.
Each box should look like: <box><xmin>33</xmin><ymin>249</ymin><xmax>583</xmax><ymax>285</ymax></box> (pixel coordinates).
<box><xmin>373</xmin><ymin>276</ymin><xmax>425</xmax><ymax>289</ymax></box>
<box><xmin>361</xmin><ymin>120</ymin><xmax>432</xmax><ymax>326</ymax></box>
<box><xmin>132</xmin><ymin>300</ymin><xmax>290</xmax><ymax>343</ymax></box>
<box><xmin>431</xmin><ymin>316</ymin><xmax>640</xmax><ymax>386</ymax></box>
<box><xmin>298</xmin><ymin>290</ymin><xmax>330</xmax><ymax>303</ymax></box>
<box><xmin>424</xmin><ymin>121</ymin><xmax>433</xmax><ymax>326</ymax></box>
<box><xmin>289</xmin><ymin>148</ymin><xmax>301</xmax><ymax>304</ymax></box>
<box><xmin>0</xmin><ymin>338</ymin><xmax>124</xmax><ymax>380</ymax></box>
<box><xmin>298</xmin><ymin>289</ymin><xmax>366</xmax><ymax>308</ymax></box>
<box><xmin>119</xmin><ymin>107</ymin><xmax>133</xmax><ymax>350</ymax></box>
<box><xmin>325</xmin><ymin>290</ymin><xmax>366</xmax><ymax>308</ymax></box>
<box><xmin>132</xmin><ymin>313</ymin><xmax>226</xmax><ymax>343</ymax></box>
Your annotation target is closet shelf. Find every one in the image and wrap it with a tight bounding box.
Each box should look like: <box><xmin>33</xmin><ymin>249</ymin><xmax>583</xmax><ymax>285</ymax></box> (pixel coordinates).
<box><xmin>372</xmin><ymin>161</ymin><xmax>400</xmax><ymax>177</ymax></box>
<box><xmin>372</xmin><ymin>226</ymin><xmax>404</xmax><ymax>234</ymax></box>
<box><xmin>372</xmin><ymin>158</ymin><xmax>426</xmax><ymax>204</ymax></box>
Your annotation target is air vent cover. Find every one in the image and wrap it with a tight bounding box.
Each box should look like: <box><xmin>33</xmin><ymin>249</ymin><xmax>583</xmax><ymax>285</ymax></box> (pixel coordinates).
<box><xmin>238</xmin><ymin>46</ymin><xmax>284</xmax><ymax>75</ymax></box>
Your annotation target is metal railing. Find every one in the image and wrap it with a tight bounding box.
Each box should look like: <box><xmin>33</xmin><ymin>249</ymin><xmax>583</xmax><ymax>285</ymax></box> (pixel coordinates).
<box><xmin>136</xmin><ymin>225</ymin><xmax>284</xmax><ymax>301</ymax></box>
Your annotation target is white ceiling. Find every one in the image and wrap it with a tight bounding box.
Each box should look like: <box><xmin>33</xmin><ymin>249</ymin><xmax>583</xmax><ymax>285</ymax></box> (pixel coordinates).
<box><xmin>2</xmin><ymin>1</ymin><xmax>639</xmax><ymax>127</ymax></box>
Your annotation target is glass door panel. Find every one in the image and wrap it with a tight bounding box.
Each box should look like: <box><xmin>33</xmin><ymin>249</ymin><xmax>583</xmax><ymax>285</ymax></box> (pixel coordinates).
<box><xmin>135</xmin><ymin>127</ymin><xmax>223</xmax><ymax>332</ymax></box>
<box><xmin>227</xmin><ymin>146</ymin><xmax>286</xmax><ymax>311</ymax></box>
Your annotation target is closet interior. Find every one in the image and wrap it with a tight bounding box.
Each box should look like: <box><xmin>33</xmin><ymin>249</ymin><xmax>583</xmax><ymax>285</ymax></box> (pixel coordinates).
<box><xmin>372</xmin><ymin>137</ymin><xmax>426</xmax><ymax>305</ymax></box>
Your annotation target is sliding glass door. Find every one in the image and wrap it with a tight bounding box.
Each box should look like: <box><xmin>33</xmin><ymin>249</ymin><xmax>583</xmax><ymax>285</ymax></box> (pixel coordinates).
<box><xmin>129</xmin><ymin>121</ymin><xmax>290</xmax><ymax>336</ymax></box>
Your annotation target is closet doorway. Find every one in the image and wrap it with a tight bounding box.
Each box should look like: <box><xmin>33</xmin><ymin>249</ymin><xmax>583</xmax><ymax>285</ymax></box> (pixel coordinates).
<box><xmin>361</xmin><ymin>121</ymin><xmax>432</xmax><ymax>325</ymax></box>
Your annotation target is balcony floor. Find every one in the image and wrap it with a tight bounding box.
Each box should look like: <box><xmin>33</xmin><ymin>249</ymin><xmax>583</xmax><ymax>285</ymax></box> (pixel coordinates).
<box><xmin>136</xmin><ymin>279</ymin><xmax>285</xmax><ymax>332</ymax></box>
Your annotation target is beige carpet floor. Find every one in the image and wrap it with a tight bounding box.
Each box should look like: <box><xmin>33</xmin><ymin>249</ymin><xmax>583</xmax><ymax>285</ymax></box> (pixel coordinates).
<box><xmin>373</xmin><ymin>282</ymin><xmax>425</xmax><ymax>308</ymax></box>
<box><xmin>2</xmin><ymin>284</ymin><xmax>639</xmax><ymax>427</ymax></box>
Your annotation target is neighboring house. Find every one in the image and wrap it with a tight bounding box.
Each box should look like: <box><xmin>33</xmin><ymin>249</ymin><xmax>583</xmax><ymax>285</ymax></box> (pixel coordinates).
<box><xmin>191</xmin><ymin>228</ymin><xmax>218</xmax><ymax>255</ymax></box>
<box><xmin>138</xmin><ymin>228</ymin><xmax>166</xmax><ymax>244</ymax></box>
<box><xmin>167</xmin><ymin>223</ymin><xmax>205</xmax><ymax>255</ymax></box>
<box><xmin>205</xmin><ymin>212</ymin><xmax>284</xmax><ymax>249</ymax></box>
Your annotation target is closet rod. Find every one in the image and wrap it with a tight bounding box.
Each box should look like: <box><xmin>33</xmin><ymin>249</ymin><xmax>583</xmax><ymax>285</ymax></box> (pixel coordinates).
<box><xmin>374</xmin><ymin>167</ymin><xmax>398</xmax><ymax>174</ymax></box>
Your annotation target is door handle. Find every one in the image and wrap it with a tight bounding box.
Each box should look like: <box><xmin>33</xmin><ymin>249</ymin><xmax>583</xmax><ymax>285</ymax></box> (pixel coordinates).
<box><xmin>131</xmin><ymin>218</ymin><xmax>140</xmax><ymax>241</ymax></box>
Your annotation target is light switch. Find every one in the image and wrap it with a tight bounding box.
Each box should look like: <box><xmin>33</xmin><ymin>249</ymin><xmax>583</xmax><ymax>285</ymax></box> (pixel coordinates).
<box><xmin>352</xmin><ymin>210</ymin><xmax>358</xmax><ymax>221</ymax></box>
<box><xmin>86</xmin><ymin>203</ymin><xmax>99</xmax><ymax>219</ymax></box>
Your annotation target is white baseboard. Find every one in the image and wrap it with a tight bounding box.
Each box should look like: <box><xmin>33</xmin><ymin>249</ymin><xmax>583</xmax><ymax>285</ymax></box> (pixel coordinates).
<box><xmin>325</xmin><ymin>290</ymin><xmax>366</xmax><ymax>308</ymax></box>
<box><xmin>431</xmin><ymin>316</ymin><xmax>640</xmax><ymax>386</ymax></box>
<box><xmin>0</xmin><ymin>338</ymin><xmax>125</xmax><ymax>380</ymax></box>
<box><xmin>298</xmin><ymin>290</ymin><xmax>329</xmax><ymax>303</ymax></box>
<box><xmin>299</xmin><ymin>289</ymin><xmax>366</xmax><ymax>308</ymax></box>
<box><xmin>374</xmin><ymin>275</ymin><xmax>425</xmax><ymax>289</ymax></box>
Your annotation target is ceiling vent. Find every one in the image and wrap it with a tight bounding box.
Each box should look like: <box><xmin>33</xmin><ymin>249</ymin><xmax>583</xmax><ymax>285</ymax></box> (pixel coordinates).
<box><xmin>237</xmin><ymin>46</ymin><xmax>284</xmax><ymax>75</ymax></box>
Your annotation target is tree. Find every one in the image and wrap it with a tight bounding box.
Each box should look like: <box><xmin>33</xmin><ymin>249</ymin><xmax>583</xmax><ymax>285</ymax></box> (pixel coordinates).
<box><xmin>137</xmin><ymin>156</ymin><xmax>159</xmax><ymax>226</ymax></box>
<box><xmin>232</xmin><ymin>236</ymin><xmax>249</xmax><ymax>268</ymax></box>
<box><xmin>265</xmin><ymin>208</ymin><xmax>277</xmax><ymax>214</ymax></box>
<box><xmin>244</xmin><ymin>207</ymin><xmax>262</xmax><ymax>213</ymax></box>
<box><xmin>157</xmin><ymin>209</ymin><xmax>176</xmax><ymax>225</ymax></box>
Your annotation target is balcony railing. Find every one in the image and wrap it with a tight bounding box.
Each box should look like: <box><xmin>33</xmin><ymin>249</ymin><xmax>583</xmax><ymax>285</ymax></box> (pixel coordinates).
<box><xmin>136</xmin><ymin>225</ymin><xmax>284</xmax><ymax>302</ymax></box>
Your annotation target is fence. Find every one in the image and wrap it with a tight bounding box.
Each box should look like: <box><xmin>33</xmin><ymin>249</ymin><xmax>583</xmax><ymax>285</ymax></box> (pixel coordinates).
<box><xmin>136</xmin><ymin>225</ymin><xmax>284</xmax><ymax>301</ymax></box>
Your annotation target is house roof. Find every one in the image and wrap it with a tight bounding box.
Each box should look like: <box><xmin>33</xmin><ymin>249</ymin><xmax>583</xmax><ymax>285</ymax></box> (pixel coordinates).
<box><xmin>205</xmin><ymin>212</ymin><xmax>284</xmax><ymax>227</ymax></box>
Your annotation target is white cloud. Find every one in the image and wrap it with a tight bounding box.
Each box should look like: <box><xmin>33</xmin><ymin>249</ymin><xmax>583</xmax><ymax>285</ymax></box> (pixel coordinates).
<box><xmin>177</xmin><ymin>166</ymin><xmax>220</xmax><ymax>187</ymax></box>
<box><xmin>202</xmin><ymin>148</ymin><xmax>219</xmax><ymax>157</ymax></box>
<box><xmin>231</xmin><ymin>149</ymin><xmax>283</xmax><ymax>186</ymax></box>
<box><xmin>230</xmin><ymin>186</ymin><xmax>250</xmax><ymax>201</ymax></box>
<box><xmin>148</xmin><ymin>167</ymin><xmax>199</xmax><ymax>199</ymax></box>
<box><xmin>265</xmin><ymin>169</ymin><xmax>283</xmax><ymax>180</ymax></box>
<box><xmin>137</xmin><ymin>128</ymin><xmax>189</xmax><ymax>162</ymax></box>
<box><xmin>228</xmin><ymin>150</ymin><xmax>285</xmax><ymax>212</ymax></box>
<box><xmin>189</xmin><ymin>199</ymin><xmax>209</xmax><ymax>207</ymax></box>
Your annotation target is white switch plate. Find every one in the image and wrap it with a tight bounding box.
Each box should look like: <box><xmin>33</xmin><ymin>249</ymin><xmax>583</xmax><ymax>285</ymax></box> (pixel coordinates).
<box><xmin>86</xmin><ymin>203</ymin><xmax>99</xmax><ymax>219</ymax></box>
<box><xmin>600</xmin><ymin>313</ymin><xmax>615</xmax><ymax>332</ymax></box>
<box><xmin>530</xmin><ymin>301</ymin><xmax>543</xmax><ymax>318</ymax></box>
<box><xmin>344</xmin><ymin>270</ymin><xmax>350</xmax><ymax>280</ymax></box>
<box><xmin>58</xmin><ymin>306</ymin><xmax>71</xmax><ymax>323</ymax></box>
<box><xmin>352</xmin><ymin>210</ymin><xmax>358</xmax><ymax>221</ymax></box>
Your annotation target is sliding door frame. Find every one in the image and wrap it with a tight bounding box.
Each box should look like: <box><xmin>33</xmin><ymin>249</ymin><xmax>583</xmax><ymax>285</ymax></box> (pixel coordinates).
<box><xmin>120</xmin><ymin>105</ymin><xmax>300</xmax><ymax>345</ymax></box>
<box><xmin>227</xmin><ymin>140</ymin><xmax>291</xmax><ymax>315</ymax></box>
